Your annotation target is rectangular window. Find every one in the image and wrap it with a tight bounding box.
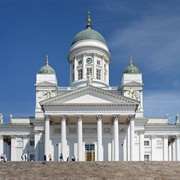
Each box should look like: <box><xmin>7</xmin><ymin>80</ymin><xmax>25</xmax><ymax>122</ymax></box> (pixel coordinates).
<box><xmin>30</xmin><ymin>154</ymin><xmax>35</xmax><ymax>161</ymax></box>
<box><xmin>96</xmin><ymin>69</ymin><xmax>101</xmax><ymax>80</ymax></box>
<box><xmin>78</xmin><ymin>69</ymin><xmax>83</xmax><ymax>80</ymax></box>
<box><xmin>78</xmin><ymin>60</ymin><xmax>82</xmax><ymax>65</ymax></box>
<box><xmin>144</xmin><ymin>141</ymin><xmax>149</xmax><ymax>146</ymax></box>
<box><xmin>97</xmin><ymin>60</ymin><xmax>100</xmax><ymax>65</ymax></box>
<box><xmin>144</xmin><ymin>155</ymin><xmax>149</xmax><ymax>161</ymax></box>
<box><xmin>30</xmin><ymin>140</ymin><xmax>34</xmax><ymax>146</ymax></box>
<box><xmin>87</xmin><ymin>68</ymin><xmax>92</xmax><ymax>75</ymax></box>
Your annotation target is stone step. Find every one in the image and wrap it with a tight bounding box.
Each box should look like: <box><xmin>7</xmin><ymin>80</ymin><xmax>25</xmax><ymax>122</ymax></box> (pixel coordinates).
<box><xmin>0</xmin><ymin>161</ymin><xmax>180</xmax><ymax>179</ymax></box>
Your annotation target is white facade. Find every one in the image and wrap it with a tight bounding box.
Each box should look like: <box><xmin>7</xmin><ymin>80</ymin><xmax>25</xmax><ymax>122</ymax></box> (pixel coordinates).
<box><xmin>0</xmin><ymin>13</ymin><xmax>180</xmax><ymax>162</ymax></box>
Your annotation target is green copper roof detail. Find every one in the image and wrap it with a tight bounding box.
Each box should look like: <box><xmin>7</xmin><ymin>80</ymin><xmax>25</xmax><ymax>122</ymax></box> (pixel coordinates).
<box><xmin>71</xmin><ymin>12</ymin><xmax>107</xmax><ymax>46</ymax></box>
<box><xmin>124</xmin><ymin>56</ymin><xmax>140</xmax><ymax>74</ymax></box>
<box><xmin>39</xmin><ymin>55</ymin><xmax>55</xmax><ymax>74</ymax></box>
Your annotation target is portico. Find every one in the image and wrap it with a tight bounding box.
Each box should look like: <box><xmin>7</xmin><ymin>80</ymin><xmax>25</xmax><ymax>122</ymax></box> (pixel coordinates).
<box><xmin>42</xmin><ymin>111</ymin><xmax>136</xmax><ymax>161</ymax></box>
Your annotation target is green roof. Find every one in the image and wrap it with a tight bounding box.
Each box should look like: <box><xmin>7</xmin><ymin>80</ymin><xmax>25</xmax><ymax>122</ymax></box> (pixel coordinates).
<box><xmin>39</xmin><ymin>60</ymin><xmax>55</xmax><ymax>74</ymax></box>
<box><xmin>124</xmin><ymin>57</ymin><xmax>140</xmax><ymax>74</ymax></box>
<box><xmin>71</xmin><ymin>25</ymin><xmax>107</xmax><ymax>46</ymax></box>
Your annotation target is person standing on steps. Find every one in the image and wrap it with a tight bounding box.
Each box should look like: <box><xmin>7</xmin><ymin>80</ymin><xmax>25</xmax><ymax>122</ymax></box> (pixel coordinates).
<box><xmin>59</xmin><ymin>153</ymin><xmax>63</xmax><ymax>161</ymax></box>
<box><xmin>21</xmin><ymin>154</ymin><xmax>24</xmax><ymax>161</ymax></box>
<box><xmin>44</xmin><ymin>154</ymin><xmax>47</xmax><ymax>162</ymax></box>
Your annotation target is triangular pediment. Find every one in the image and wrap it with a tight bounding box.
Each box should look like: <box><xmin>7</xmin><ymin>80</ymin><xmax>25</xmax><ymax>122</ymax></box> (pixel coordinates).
<box><xmin>123</xmin><ymin>81</ymin><xmax>143</xmax><ymax>86</ymax></box>
<box><xmin>40</xmin><ymin>86</ymin><xmax>139</xmax><ymax>106</ymax></box>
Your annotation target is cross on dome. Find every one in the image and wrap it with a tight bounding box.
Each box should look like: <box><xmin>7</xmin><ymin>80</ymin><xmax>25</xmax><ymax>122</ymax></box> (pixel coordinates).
<box><xmin>46</xmin><ymin>55</ymin><xmax>49</xmax><ymax>66</ymax></box>
<box><xmin>87</xmin><ymin>11</ymin><xmax>91</xmax><ymax>26</ymax></box>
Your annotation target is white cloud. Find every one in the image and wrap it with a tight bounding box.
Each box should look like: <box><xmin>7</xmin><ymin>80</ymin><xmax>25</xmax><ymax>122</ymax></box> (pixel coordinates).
<box><xmin>104</xmin><ymin>1</ymin><xmax>180</xmax><ymax>79</ymax></box>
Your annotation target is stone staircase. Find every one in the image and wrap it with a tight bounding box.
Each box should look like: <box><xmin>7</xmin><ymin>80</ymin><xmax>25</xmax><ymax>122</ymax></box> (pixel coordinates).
<box><xmin>0</xmin><ymin>161</ymin><xmax>180</xmax><ymax>180</ymax></box>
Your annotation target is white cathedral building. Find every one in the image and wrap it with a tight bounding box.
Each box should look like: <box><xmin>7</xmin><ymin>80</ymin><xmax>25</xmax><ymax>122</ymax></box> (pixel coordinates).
<box><xmin>0</xmin><ymin>12</ymin><xmax>180</xmax><ymax>162</ymax></box>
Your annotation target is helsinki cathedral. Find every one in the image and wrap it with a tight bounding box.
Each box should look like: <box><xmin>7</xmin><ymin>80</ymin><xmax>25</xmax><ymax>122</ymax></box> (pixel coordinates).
<box><xmin>0</xmin><ymin>12</ymin><xmax>180</xmax><ymax>162</ymax></box>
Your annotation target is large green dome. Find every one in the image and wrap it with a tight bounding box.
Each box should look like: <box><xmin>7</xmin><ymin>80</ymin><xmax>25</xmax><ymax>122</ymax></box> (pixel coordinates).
<box><xmin>39</xmin><ymin>56</ymin><xmax>55</xmax><ymax>74</ymax></box>
<box><xmin>124</xmin><ymin>57</ymin><xmax>140</xmax><ymax>74</ymax></box>
<box><xmin>71</xmin><ymin>25</ymin><xmax>107</xmax><ymax>46</ymax></box>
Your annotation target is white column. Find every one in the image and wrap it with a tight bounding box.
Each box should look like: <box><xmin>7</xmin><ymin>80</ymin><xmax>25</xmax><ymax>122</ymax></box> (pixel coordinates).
<box><xmin>139</xmin><ymin>130</ymin><xmax>144</xmax><ymax>161</ymax></box>
<box><xmin>77</xmin><ymin>115</ymin><xmax>83</xmax><ymax>161</ymax></box>
<box><xmin>11</xmin><ymin>136</ymin><xmax>16</xmax><ymax>161</ymax></box>
<box><xmin>123</xmin><ymin>133</ymin><xmax>127</xmax><ymax>161</ymax></box>
<box><xmin>44</xmin><ymin>115</ymin><xmax>50</xmax><ymax>159</ymax></box>
<box><xmin>172</xmin><ymin>138</ymin><xmax>176</xmax><ymax>161</ymax></box>
<box><xmin>0</xmin><ymin>135</ymin><xmax>3</xmax><ymax>156</ymax></box>
<box><xmin>130</xmin><ymin>115</ymin><xmax>135</xmax><ymax>161</ymax></box>
<box><xmin>151</xmin><ymin>135</ymin><xmax>156</xmax><ymax>161</ymax></box>
<box><xmin>168</xmin><ymin>141</ymin><xmax>172</xmax><ymax>161</ymax></box>
<box><xmin>126</xmin><ymin>123</ymin><xmax>130</xmax><ymax>161</ymax></box>
<box><xmin>61</xmin><ymin>115</ymin><xmax>67</xmax><ymax>159</ymax></box>
<box><xmin>113</xmin><ymin>115</ymin><xmax>119</xmax><ymax>161</ymax></box>
<box><xmin>34</xmin><ymin>131</ymin><xmax>41</xmax><ymax>161</ymax></box>
<box><xmin>163</xmin><ymin>135</ymin><xmax>168</xmax><ymax>161</ymax></box>
<box><xmin>97</xmin><ymin>115</ymin><xmax>103</xmax><ymax>161</ymax></box>
<box><xmin>23</xmin><ymin>135</ymin><xmax>28</xmax><ymax>160</ymax></box>
<box><xmin>111</xmin><ymin>125</ymin><xmax>114</xmax><ymax>161</ymax></box>
<box><xmin>176</xmin><ymin>135</ymin><xmax>180</xmax><ymax>161</ymax></box>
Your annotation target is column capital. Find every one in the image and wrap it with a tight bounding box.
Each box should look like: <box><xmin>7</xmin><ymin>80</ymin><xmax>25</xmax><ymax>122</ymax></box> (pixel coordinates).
<box><xmin>162</xmin><ymin>135</ymin><xmax>168</xmax><ymax>139</ymax></box>
<box><xmin>150</xmin><ymin>135</ymin><xmax>156</xmax><ymax>139</ymax></box>
<box><xmin>96</xmin><ymin>114</ymin><xmax>102</xmax><ymax>120</ymax></box>
<box><xmin>34</xmin><ymin>130</ymin><xmax>40</xmax><ymax>135</ymax></box>
<box><xmin>112</xmin><ymin>114</ymin><xmax>119</xmax><ymax>120</ymax></box>
<box><xmin>137</xmin><ymin>130</ymin><xmax>144</xmax><ymax>135</ymax></box>
<box><xmin>11</xmin><ymin>135</ymin><xmax>16</xmax><ymax>139</ymax></box>
<box><xmin>61</xmin><ymin>115</ymin><xmax>67</xmax><ymax>121</ymax></box>
<box><xmin>44</xmin><ymin>115</ymin><xmax>51</xmax><ymax>121</ymax></box>
<box><xmin>23</xmin><ymin>135</ymin><xmax>29</xmax><ymax>139</ymax></box>
<box><xmin>77</xmin><ymin>115</ymin><xmax>83</xmax><ymax>120</ymax></box>
<box><xmin>175</xmin><ymin>134</ymin><xmax>180</xmax><ymax>138</ymax></box>
<box><xmin>128</xmin><ymin>114</ymin><xmax>135</xmax><ymax>120</ymax></box>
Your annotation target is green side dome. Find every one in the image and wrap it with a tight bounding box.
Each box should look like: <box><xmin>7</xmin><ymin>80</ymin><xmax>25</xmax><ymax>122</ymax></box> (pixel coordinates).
<box><xmin>71</xmin><ymin>12</ymin><xmax>107</xmax><ymax>46</ymax></box>
<box><xmin>39</xmin><ymin>56</ymin><xmax>55</xmax><ymax>74</ymax></box>
<box><xmin>124</xmin><ymin>56</ymin><xmax>140</xmax><ymax>73</ymax></box>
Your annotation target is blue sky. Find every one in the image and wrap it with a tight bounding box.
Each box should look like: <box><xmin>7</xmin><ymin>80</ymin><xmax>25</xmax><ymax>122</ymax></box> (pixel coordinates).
<box><xmin>0</xmin><ymin>0</ymin><xmax>180</xmax><ymax>124</ymax></box>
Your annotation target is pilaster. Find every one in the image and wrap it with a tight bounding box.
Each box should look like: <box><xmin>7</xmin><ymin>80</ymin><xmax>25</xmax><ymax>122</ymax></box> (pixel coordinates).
<box><xmin>11</xmin><ymin>136</ymin><xmax>16</xmax><ymax>161</ymax></box>
<box><xmin>138</xmin><ymin>130</ymin><xmax>144</xmax><ymax>161</ymax></box>
<box><xmin>34</xmin><ymin>131</ymin><xmax>41</xmax><ymax>161</ymax></box>
<box><xmin>151</xmin><ymin>135</ymin><xmax>156</xmax><ymax>161</ymax></box>
<box><xmin>163</xmin><ymin>135</ymin><xmax>168</xmax><ymax>161</ymax></box>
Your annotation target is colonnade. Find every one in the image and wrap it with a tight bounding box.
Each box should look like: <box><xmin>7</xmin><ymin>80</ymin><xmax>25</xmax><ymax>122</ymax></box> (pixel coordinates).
<box><xmin>44</xmin><ymin>114</ymin><xmax>135</xmax><ymax>161</ymax></box>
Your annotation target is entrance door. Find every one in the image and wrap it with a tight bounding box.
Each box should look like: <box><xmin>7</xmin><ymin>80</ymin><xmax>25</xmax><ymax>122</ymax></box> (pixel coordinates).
<box><xmin>85</xmin><ymin>144</ymin><xmax>95</xmax><ymax>161</ymax></box>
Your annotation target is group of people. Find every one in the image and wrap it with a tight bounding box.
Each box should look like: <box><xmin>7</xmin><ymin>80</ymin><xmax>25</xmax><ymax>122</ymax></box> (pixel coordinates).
<box><xmin>60</xmin><ymin>153</ymin><xmax>76</xmax><ymax>161</ymax></box>
<box><xmin>43</xmin><ymin>153</ymin><xmax>76</xmax><ymax>161</ymax></box>
<box><xmin>21</xmin><ymin>154</ymin><xmax>27</xmax><ymax>161</ymax></box>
